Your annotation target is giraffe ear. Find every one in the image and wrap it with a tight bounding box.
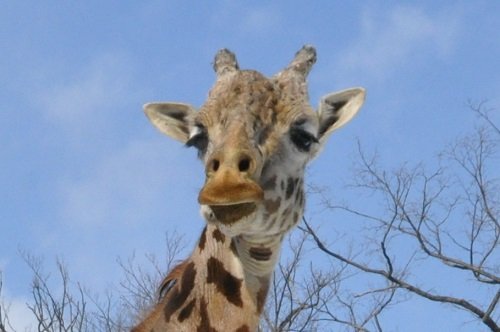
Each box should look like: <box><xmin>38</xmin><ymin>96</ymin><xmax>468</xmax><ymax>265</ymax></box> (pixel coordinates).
<box><xmin>317</xmin><ymin>88</ymin><xmax>365</xmax><ymax>141</ymax></box>
<box><xmin>143</xmin><ymin>102</ymin><xmax>197</xmax><ymax>143</ymax></box>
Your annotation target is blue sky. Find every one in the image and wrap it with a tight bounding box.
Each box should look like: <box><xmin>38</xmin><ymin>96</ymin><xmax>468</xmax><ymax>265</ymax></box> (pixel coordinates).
<box><xmin>1</xmin><ymin>1</ymin><xmax>499</xmax><ymax>330</ymax></box>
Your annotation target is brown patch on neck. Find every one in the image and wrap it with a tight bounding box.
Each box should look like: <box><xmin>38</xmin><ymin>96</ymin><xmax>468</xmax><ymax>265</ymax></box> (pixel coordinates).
<box><xmin>249</xmin><ymin>247</ymin><xmax>272</xmax><ymax>261</ymax></box>
<box><xmin>206</xmin><ymin>257</ymin><xmax>243</xmax><ymax>307</ymax></box>
<box><xmin>236</xmin><ymin>325</ymin><xmax>250</xmax><ymax>332</ymax></box>
<box><xmin>212</xmin><ymin>228</ymin><xmax>226</xmax><ymax>243</ymax></box>
<box><xmin>163</xmin><ymin>261</ymin><xmax>197</xmax><ymax>321</ymax></box>
<box><xmin>197</xmin><ymin>297</ymin><xmax>217</xmax><ymax>332</ymax></box>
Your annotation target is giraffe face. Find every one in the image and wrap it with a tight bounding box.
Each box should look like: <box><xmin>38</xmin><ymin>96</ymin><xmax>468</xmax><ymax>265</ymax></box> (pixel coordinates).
<box><xmin>193</xmin><ymin>71</ymin><xmax>319</xmax><ymax>236</ymax></box>
<box><xmin>144</xmin><ymin>46</ymin><xmax>365</xmax><ymax>236</ymax></box>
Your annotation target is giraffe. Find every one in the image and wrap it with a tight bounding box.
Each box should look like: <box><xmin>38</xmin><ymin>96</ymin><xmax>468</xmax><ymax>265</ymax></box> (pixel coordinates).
<box><xmin>132</xmin><ymin>45</ymin><xmax>365</xmax><ymax>331</ymax></box>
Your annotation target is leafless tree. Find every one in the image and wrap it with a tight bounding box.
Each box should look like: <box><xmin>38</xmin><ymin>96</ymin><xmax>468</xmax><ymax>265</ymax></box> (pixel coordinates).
<box><xmin>116</xmin><ymin>231</ymin><xmax>186</xmax><ymax>325</ymax></box>
<box><xmin>0</xmin><ymin>272</ymin><xmax>13</xmax><ymax>332</ymax></box>
<box><xmin>0</xmin><ymin>232</ymin><xmax>185</xmax><ymax>332</ymax></box>
<box><xmin>2</xmin><ymin>105</ymin><xmax>497</xmax><ymax>332</ymax></box>
<box><xmin>261</xmin><ymin>231</ymin><xmax>330</xmax><ymax>331</ymax></box>
<box><xmin>20</xmin><ymin>252</ymin><xmax>89</xmax><ymax>332</ymax></box>
<box><xmin>304</xmin><ymin>103</ymin><xmax>499</xmax><ymax>331</ymax></box>
<box><xmin>261</xmin><ymin>228</ymin><xmax>396</xmax><ymax>332</ymax></box>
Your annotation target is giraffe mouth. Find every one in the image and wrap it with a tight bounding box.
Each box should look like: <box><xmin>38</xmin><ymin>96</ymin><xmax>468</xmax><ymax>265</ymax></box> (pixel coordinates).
<box><xmin>209</xmin><ymin>202</ymin><xmax>257</xmax><ymax>224</ymax></box>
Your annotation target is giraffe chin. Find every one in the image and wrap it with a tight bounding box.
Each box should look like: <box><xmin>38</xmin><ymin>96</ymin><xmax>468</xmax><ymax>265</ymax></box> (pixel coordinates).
<box><xmin>209</xmin><ymin>202</ymin><xmax>257</xmax><ymax>225</ymax></box>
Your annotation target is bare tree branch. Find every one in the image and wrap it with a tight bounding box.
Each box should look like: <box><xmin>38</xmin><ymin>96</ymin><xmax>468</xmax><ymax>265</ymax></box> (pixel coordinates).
<box><xmin>469</xmin><ymin>100</ymin><xmax>500</xmax><ymax>135</ymax></box>
<box><xmin>304</xmin><ymin>217</ymin><xmax>499</xmax><ymax>331</ymax></box>
<box><xmin>262</xmin><ymin>225</ymin><xmax>396</xmax><ymax>332</ymax></box>
<box><xmin>2</xmin><ymin>232</ymin><xmax>185</xmax><ymax>332</ymax></box>
<box><xmin>304</xmin><ymin>103</ymin><xmax>499</xmax><ymax>331</ymax></box>
<box><xmin>117</xmin><ymin>231</ymin><xmax>186</xmax><ymax>325</ymax></box>
<box><xmin>0</xmin><ymin>272</ymin><xmax>14</xmax><ymax>332</ymax></box>
<box><xmin>19</xmin><ymin>252</ymin><xmax>89</xmax><ymax>332</ymax></box>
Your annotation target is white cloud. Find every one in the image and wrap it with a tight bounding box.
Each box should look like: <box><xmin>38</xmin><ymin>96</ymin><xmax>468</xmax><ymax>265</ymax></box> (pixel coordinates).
<box><xmin>0</xmin><ymin>293</ymin><xmax>35</xmax><ymax>332</ymax></box>
<box><xmin>58</xmin><ymin>138</ymin><xmax>191</xmax><ymax>228</ymax></box>
<box><xmin>337</xmin><ymin>4</ymin><xmax>462</xmax><ymax>80</ymax></box>
<box><xmin>43</xmin><ymin>135</ymin><xmax>204</xmax><ymax>292</ymax></box>
<box><xmin>38</xmin><ymin>52</ymin><xmax>139</xmax><ymax>136</ymax></box>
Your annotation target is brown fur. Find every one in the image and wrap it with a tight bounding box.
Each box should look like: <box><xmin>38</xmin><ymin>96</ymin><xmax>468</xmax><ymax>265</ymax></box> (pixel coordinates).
<box><xmin>131</xmin><ymin>261</ymin><xmax>191</xmax><ymax>332</ymax></box>
<box><xmin>134</xmin><ymin>46</ymin><xmax>365</xmax><ymax>331</ymax></box>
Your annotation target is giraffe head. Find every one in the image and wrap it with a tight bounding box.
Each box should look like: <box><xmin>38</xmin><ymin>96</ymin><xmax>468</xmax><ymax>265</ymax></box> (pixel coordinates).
<box><xmin>144</xmin><ymin>46</ymin><xmax>365</xmax><ymax>237</ymax></box>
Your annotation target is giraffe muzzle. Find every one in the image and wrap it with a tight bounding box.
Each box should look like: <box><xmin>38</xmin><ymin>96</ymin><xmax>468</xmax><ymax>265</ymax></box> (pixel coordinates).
<box><xmin>198</xmin><ymin>168</ymin><xmax>264</xmax><ymax>224</ymax></box>
<box><xmin>198</xmin><ymin>168</ymin><xmax>264</xmax><ymax>204</ymax></box>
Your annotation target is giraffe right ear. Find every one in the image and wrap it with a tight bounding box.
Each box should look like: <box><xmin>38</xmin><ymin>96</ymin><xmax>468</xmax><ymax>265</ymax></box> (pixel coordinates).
<box><xmin>317</xmin><ymin>88</ymin><xmax>365</xmax><ymax>141</ymax></box>
<box><xmin>143</xmin><ymin>102</ymin><xmax>197</xmax><ymax>143</ymax></box>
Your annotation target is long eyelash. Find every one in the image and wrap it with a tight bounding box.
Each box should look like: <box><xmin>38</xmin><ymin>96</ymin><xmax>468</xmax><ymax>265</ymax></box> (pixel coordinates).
<box><xmin>291</xmin><ymin>127</ymin><xmax>318</xmax><ymax>143</ymax></box>
<box><xmin>185</xmin><ymin>134</ymin><xmax>207</xmax><ymax>148</ymax></box>
<box><xmin>290</xmin><ymin>127</ymin><xmax>318</xmax><ymax>152</ymax></box>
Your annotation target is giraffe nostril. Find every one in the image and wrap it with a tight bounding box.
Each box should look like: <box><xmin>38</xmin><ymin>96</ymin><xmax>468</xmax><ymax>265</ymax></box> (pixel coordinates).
<box><xmin>212</xmin><ymin>159</ymin><xmax>220</xmax><ymax>172</ymax></box>
<box><xmin>238</xmin><ymin>158</ymin><xmax>251</xmax><ymax>172</ymax></box>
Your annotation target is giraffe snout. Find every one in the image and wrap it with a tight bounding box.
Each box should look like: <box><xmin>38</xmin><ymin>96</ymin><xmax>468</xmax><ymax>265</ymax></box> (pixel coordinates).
<box><xmin>205</xmin><ymin>148</ymin><xmax>259</xmax><ymax>178</ymax></box>
<box><xmin>198</xmin><ymin>146</ymin><xmax>264</xmax><ymax>224</ymax></box>
<box><xmin>198</xmin><ymin>164</ymin><xmax>263</xmax><ymax>224</ymax></box>
<box><xmin>199</xmin><ymin>146</ymin><xmax>263</xmax><ymax>205</ymax></box>
<box><xmin>198</xmin><ymin>167</ymin><xmax>264</xmax><ymax>206</ymax></box>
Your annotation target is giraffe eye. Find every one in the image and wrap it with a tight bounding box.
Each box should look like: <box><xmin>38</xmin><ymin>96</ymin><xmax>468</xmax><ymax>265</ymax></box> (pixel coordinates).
<box><xmin>290</xmin><ymin>127</ymin><xmax>318</xmax><ymax>152</ymax></box>
<box><xmin>186</xmin><ymin>126</ymin><xmax>208</xmax><ymax>156</ymax></box>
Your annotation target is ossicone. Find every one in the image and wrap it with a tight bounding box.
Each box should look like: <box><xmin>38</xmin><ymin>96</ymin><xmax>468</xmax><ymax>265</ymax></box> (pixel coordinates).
<box><xmin>213</xmin><ymin>48</ymin><xmax>239</xmax><ymax>77</ymax></box>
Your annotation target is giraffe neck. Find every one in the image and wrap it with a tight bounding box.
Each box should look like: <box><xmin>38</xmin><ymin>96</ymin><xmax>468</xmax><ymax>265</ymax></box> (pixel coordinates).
<box><xmin>136</xmin><ymin>45</ymin><xmax>366</xmax><ymax>331</ymax></box>
<box><xmin>133</xmin><ymin>223</ymin><xmax>282</xmax><ymax>331</ymax></box>
<box><xmin>234</xmin><ymin>233</ymin><xmax>283</xmax><ymax>277</ymax></box>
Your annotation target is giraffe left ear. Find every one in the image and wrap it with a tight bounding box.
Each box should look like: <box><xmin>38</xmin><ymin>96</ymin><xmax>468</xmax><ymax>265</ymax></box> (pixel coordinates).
<box><xmin>317</xmin><ymin>88</ymin><xmax>366</xmax><ymax>141</ymax></box>
<box><xmin>144</xmin><ymin>102</ymin><xmax>197</xmax><ymax>143</ymax></box>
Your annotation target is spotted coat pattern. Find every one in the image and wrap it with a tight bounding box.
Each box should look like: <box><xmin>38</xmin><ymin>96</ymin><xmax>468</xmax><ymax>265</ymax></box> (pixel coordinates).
<box><xmin>132</xmin><ymin>46</ymin><xmax>365</xmax><ymax>331</ymax></box>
